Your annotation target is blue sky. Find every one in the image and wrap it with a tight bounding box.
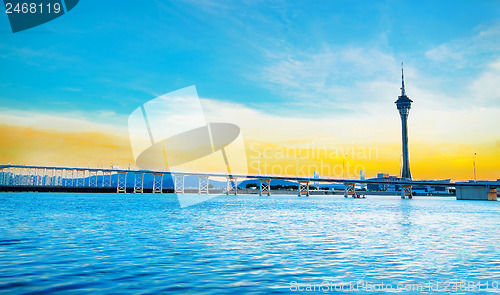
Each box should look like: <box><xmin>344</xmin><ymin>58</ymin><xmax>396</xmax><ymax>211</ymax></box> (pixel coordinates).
<box><xmin>0</xmin><ymin>1</ymin><xmax>500</xmax><ymax>114</ymax></box>
<box><xmin>1</xmin><ymin>0</ymin><xmax>499</xmax><ymax>118</ymax></box>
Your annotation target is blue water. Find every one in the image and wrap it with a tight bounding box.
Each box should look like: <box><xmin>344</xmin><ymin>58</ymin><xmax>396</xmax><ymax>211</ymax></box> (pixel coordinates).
<box><xmin>1</xmin><ymin>193</ymin><xmax>499</xmax><ymax>294</ymax></box>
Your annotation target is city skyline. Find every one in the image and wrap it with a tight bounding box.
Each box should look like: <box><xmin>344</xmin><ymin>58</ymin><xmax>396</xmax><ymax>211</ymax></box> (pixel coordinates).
<box><xmin>1</xmin><ymin>1</ymin><xmax>499</xmax><ymax>181</ymax></box>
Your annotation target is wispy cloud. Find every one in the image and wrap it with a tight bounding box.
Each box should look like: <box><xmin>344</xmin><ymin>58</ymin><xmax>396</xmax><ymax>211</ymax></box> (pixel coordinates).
<box><xmin>60</xmin><ymin>87</ymin><xmax>82</xmax><ymax>92</ymax></box>
<box><xmin>425</xmin><ymin>23</ymin><xmax>500</xmax><ymax>68</ymax></box>
<box><xmin>246</xmin><ymin>21</ymin><xmax>500</xmax><ymax>117</ymax></box>
<box><xmin>0</xmin><ymin>108</ymin><xmax>128</xmax><ymax>134</ymax></box>
<box><xmin>200</xmin><ymin>94</ymin><xmax>499</xmax><ymax>146</ymax></box>
<box><xmin>254</xmin><ymin>45</ymin><xmax>399</xmax><ymax>110</ymax></box>
<box><xmin>0</xmin><ymin>44</ymin><xmax>82</xmax><ymax>70</ymax></box>
<box><xmin>468</xmin><ymin>57</ymin><xmax>500</xmax><ymax>106</ymax></box>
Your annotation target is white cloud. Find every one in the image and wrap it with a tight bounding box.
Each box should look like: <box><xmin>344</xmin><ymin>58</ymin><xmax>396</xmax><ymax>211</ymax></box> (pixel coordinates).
<box><xmin>469</xmin><ymin>58</ymin><xmax>500</xmax><ymax>105</ymax></box>
<box><xmin>425</xmin><ymin>44</ymin><xmax>464</xmax><ymax>65</ymax></box>
<box><xmin>219</xmin><ymin>31</ymin><xmax>500</xmax><ymax>146</ymax></box>
<box><xmin>0</xmin><ymin>44</ymin><xmax>81</xmax><ymax>70</ymax></box>
<box><xmin>257</xmin><ymin>46</ymin><xmax>398</xmax><ymax>106</ymax></box>
<box><xmin>201</xmin><ymin>93</ymin><xmax>500</xmax><ymax>147</ymax></box>
<box><xmin>0</xmin><ymin>88</ymin><xmax>498</xmax><ymax>156</ymax></box>
<box><xmin>425</xmin><ymin>23</ymin><xmax>500</xmax><ymax>68</ymax></box>
<box><xmin>0</xmin><ymin>108</ymin><xmax>127</xmax><ymax>135</ymax></box>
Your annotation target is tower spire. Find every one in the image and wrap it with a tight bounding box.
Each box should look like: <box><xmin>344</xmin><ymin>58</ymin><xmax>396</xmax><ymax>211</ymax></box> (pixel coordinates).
<box><xmin>401</xmin><ymin>62</ymin><xmax>406</xmax><ymax>97</ymax></box>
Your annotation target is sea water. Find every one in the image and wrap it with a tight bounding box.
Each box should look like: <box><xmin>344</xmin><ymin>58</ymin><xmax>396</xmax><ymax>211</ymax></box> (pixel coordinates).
<box><xmin>1</xmin><ymin>193</ymin><xmax>499</xmax><ymax>294</ymax></box>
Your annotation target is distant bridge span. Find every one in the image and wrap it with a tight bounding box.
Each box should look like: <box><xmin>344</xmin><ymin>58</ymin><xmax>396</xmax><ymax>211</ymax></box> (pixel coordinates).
<box><xmin>0</xmin><ymin>164</ymin><xmax>498</xmax><ymax>200</ymax></box>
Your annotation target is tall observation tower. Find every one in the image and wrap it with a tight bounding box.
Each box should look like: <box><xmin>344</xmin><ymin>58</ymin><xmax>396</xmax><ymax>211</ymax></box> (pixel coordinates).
<box><xmin>395</xmin><ymin>63</ymin><xmax>412</xmax><ymax>180</ymax></box>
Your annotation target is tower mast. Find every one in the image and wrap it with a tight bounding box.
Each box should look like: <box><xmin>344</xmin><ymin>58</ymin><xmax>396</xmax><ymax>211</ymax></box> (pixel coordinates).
<box><xmin>401</xmin><ymin>62</ymin><xmax>406</xmax><ymax>96</ymax></box>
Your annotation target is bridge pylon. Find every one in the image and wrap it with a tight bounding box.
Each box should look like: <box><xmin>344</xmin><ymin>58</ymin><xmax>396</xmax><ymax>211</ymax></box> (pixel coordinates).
<box><xmin>102</xmin><ymin>171</ymin><xmax>112</xmax><ymax>187</ymax></box>
<box><xmin>117</xmin><ymin>172</ymin><xmax>127</xmax><ymax>193</ymax></box>
<box><xmin>344</xmin><ymin>183</ymin><xmax>356</xmax><ymax>198</ymax></box>
<box><xmin>198</xmin><ymin>176</ymin><xmax>209</xmax><ymax>195</ymax></box>
<box><xmin>401</xmin><ymin>185</ymin><xmax>412</xmax><ymax>199</ymax></box>
<box><xmin>259</xmin><ymin>178</ymin><xmax>271</xmax><ymax>196</ymax></box>
<box><xmin>134</xmin><ymin>172</ymin><xmax>144</xmax><ymax>194</ymax></box>
<box><xmin>298</xmin><ymin>181</ymin><xmax>310</xmax><ymax>197</ymax></box>
<box><xmin>153</xmin><ymin>173</ymin><xmax>163</xmax><ymax>193</ymax></box>
<box><xmin>227</xmin><ymin>177</ymin><xmax>238</xmax><ymax>195</ymax></box>
<box><xmin>76</xmin><ymin>170</ymin><xmax>86</xmax><ymax>187</ymax></box>
<box><xmin>89</xmin><ymin>170</ymin><xmax>98</xmax><ymax>187</ymax></box>
<box><xmin>174</xmin><ymin>174</ymin><xmax>185</xmax><ymax>194</ymax></box>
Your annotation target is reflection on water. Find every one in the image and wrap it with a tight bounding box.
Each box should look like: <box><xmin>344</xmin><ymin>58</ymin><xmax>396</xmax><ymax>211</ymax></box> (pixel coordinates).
<box><xmin>0</xmin><ymin>193</ymin><xmax>499</xmax><ymax>293</ymax></box>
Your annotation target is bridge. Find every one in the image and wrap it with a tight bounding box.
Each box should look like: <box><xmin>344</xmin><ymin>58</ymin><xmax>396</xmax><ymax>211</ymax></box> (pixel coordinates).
<box><xmin>0</xmin><ymin>164</ymin><xmax>498</xmax><ymax>200</ymax></box>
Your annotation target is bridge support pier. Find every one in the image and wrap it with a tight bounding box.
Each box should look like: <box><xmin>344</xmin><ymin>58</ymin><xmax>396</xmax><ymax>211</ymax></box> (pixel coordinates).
<box><xmin>259</xmin><ymin>178</ymin><xmax>271</xmax><ymax>196</ymax></box>
<box><xmin>56</xmin><ymin>169</ymin><xmax>61</xmax><ymax>186</ymax></box>
<box><xmin>7</xmin><ymin>167</ymin><xmax>13</xmax><ymax>186</ymax></box>
<box><xmin>17</xmin><ymin>168</ymin><xmax>24</xmax><ymax>186</ymax></box>
<box><xmin>31</xmin><ymin>168</ymin><xmax>37</xmax><ymax>186</ymax></box>
<box><xmin>50</xmin><ymin>169</ymin><xmax>54</xmax><ymax>186</ymax></box>
<box><xmin>174</xmin><ymin>174</ymin><xmax>185</xmax><ymax>194</ymax></box>
<box><xmin>3</xmin><ymin>168</ymin><xmax>9</xmax><ymax>186</ymax></box>
<box><xmin>55</xmin><ymin>169</ymin><xmax>62</xmax><ymax>186</ymax></box>
<box><xmin>46</xmin><ymin>169</ymin><xmax>53</xmax><ymax>186</ymax></box>
<box><xmin>117</xmin><ymin>172</ymin><xmax>127</xmax><ymax>193</ymax></box>
<box><xmin>401</xmin><ymin>185</ymin><xmax>412</xmax><ymax>199</ymax></box>
<box><xmin>40</xmin><ymin>168</ymin><xmax>46</xmax><ymax>186</ymax></box>
<box><xmin>14</xmin><ymin>168</ymin><xmax>22</xmax><ymax>186</ymax></box>
<box><xmin>69</xmin><ymin>169</ymin><xmax>76</xmax><ymax>187</ymax></box>
<box><xmin>26</xmin><ymin>168</ymin><xmax>32</xmax><ymax>186</ymax></box>
<box><xmin>227</xmin><ymin>177</ymin><xmax>238</xmax><ymax>195</ymax></box>
<box><xmin>2</xmin><ymin>168</ymin><xmax>9</xmax><ymax>186</ymax></box>
<box><xmin>39</xmin><ymin>168</ymin><xmax>45</xmax><ymax>186</ymax></box>
<box><xmin>52</xmin><ymin>169</ymin><xmax>58</xmax><ymax>186</ymax></box>
<box><xmin>89</xmin><ymin>170</ymin><xmax>98</xmax><ymax>187</ymax></box>
<box><xmin>198</xmin><ymin>176</ymin><xmax>209</xmax><ymax>195</ymax></box>
<box><xmin>44</xmin><ymin>169</ymin><xmax>50</xmax><ymax>186</ymax></box>
<box><xmin>102</xmin><ymin>171</ymin><xmax>112</xmax><ymax>187</ymax></box>
<box><xmin>21</xmin><ymin>168</ymin><xmax>26</xmax><ymax>186</ymax></box>
<box><xmin>134</xmin><ymin>173</ymin><xmax>144</xmax><ymax>194</ymax></box>
<box><xmin>3</xmin><ymin>168</ymin><xmax>8</xmax><ymax>186</ymax></box>
<box><xmin>61</xmin><ymin>169</ymin><xmax>67</xmax><ymax>186</ymax></box>
<box><xmin>0</xmin><ymin>168</ymin><xmax>5</xmax><ymax>186</ymax></box>
<box><xmin>344</xmin><ymin>183</ymin><xmax>356</xmax><ymax>198</ymax></box>
<box><xmin>12</xmin><ymin>167</ymin><xmax>20</xmax><ymax>186</ymax></box>
<box><xmin>153</xmin><ymin>173</ymin><xmax>163</xmax><ymax>193</ymax></box>
<box><xmin>298</xmin><ymin>181</ymin><xmax>310</xmax><ymax>197</ymax></box>
<box><xmin>76</xmin><ymin>170</ymin><xmax>86</xmax><ymax>187</ymax></box>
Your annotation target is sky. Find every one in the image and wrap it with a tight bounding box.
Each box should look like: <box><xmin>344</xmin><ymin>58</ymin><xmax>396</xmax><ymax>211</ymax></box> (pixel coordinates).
<box><xmin>1</xmin><ymin>0</ymin><xmax>499</xmax><ymax>181</ymax></box>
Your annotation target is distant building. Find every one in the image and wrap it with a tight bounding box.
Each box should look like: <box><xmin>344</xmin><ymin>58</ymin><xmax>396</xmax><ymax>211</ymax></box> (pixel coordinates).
<box><xmin>367</xmin><ymin>172</ymin><xmax>451</xmax><ymax>194</ymax></box>
<box><xmin>377</xmin><ymin>173</ymin><xmax>390</xmax><ymax>178</ymax></box>
<box><xmin>360</xmin><ymin>170</ymin><xmax>366</xmax><ymax>190</ymax></box>
<box><xmin>368</xmin><ymin>173</ymin><xmax>400</xmax><ymax>191</ymax></box>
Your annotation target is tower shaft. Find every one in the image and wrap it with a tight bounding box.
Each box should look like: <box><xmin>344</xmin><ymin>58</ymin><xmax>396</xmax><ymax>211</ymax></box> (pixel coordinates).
<box><xmin>400</xmin><ymin>110</ymin><xmax>411</xmax><ymax>179</ymax></box>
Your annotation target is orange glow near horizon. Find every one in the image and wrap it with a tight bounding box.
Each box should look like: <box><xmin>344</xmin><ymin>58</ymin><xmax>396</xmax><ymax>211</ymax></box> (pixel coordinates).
<box><xmin>0</xmin><ymin>124</ymin><xmax>498</xmax><ymax>181</ymax></box>
<box><xmin>0</xmin><ymin>124</ymin><xmax>134</xmax><ymax>169</ymax></box>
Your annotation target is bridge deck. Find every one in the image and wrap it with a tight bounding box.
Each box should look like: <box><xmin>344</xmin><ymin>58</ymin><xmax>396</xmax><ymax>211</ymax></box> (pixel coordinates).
<box><xmin>1</xmin><ymin>164</ymin><xmax>498</xmax><ymax>188</ymax></box>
